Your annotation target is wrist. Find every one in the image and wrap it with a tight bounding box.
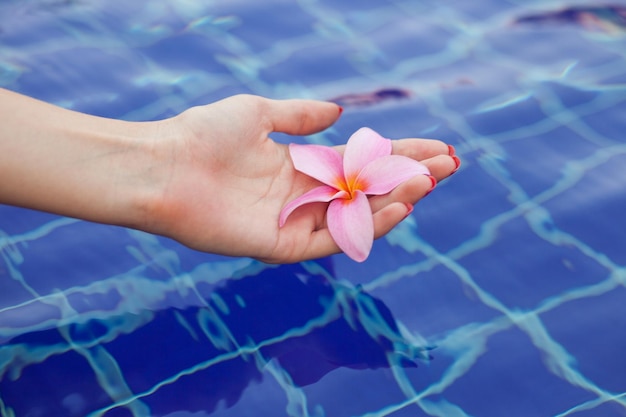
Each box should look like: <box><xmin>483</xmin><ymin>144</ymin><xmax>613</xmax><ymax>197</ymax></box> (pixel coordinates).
<box><xmin>110</xmin><ymin>118</ymin><xmax>181</xmax><ymax>234</ymax></box>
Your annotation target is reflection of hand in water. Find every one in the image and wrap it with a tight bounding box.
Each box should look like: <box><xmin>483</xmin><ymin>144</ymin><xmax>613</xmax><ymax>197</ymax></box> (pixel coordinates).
<box><xmin>0</xmin><ymin>261</ymin><xmax>432</xmax><ymax>416</ymax></box>
<box><xmin>329</xmin><ymin>88</ymin><xmax>412</xmax><ymax>107</ymax></box>
<box><xmin>513</xmin><ymin>5</ymin><xmax>626</xmax><ymax>33</ymax></box>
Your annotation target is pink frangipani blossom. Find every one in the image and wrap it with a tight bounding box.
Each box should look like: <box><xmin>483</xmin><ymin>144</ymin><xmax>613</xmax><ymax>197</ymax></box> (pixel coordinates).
<box><xmin>279</xmin><ymin>127</ymin><xmax>431</xmax><ymax>262</ymax></box>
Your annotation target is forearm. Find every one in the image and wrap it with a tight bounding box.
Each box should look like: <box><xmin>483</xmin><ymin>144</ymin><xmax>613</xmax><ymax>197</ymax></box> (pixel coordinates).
<box><xmin>0</xmin><ymin>88</ymin><xmax>169</xmax><ymax>229</ymax></box>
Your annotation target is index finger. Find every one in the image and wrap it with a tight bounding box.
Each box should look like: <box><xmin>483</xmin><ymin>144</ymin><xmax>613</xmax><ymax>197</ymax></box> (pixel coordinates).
<box><xmin>332</xmin><ymin>136</ymin><xmax>452</xmax><ymax>161</ymax></box>
<box><xmin>391</xmin><ymin>137</ymin><xmax>451</xmax><ymax>160</ymax></box>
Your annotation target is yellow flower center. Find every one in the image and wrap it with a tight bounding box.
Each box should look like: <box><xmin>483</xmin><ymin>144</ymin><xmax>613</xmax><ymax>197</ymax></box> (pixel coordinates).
<box><xmin>338</xmin><ymin>175</ymin><xmax>367</xmax><ymax>199</ymax></box>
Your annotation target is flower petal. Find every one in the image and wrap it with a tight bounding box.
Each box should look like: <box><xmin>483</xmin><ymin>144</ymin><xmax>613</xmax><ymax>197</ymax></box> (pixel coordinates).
<box><xmin>327</xmin><ymin>191</ymin><xmax>374</xmax><ymax>262</ymax></box>
<box><xmin>279</xmin><ymin>185</ymin><xmax>347</xmax><ymax>226</ymax></box>
<box><xmin>357</xmin><ymin>155</ymin><xmax>430</xmax><ymax>195</ymax></box>
<box><xmin>343</xmin><ymin>127</ymin><xmax>392</xmax><ymax>180</ymax></box>
<box><xmin>289</xmin><ymin>143</ymin><xmax>344</xmax><ymax>187</ymax></box>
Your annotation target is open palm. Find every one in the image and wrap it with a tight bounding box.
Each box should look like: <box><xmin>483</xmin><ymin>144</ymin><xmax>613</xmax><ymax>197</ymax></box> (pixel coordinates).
<box><xmin>150</xmin><ymin>94</ymin><xmax>458</xmax><ymax>263</ymax></box>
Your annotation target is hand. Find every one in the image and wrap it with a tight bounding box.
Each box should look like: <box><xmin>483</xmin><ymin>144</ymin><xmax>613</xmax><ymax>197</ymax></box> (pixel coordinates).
<box><xmin>146</xmin><ymin>95</ymin><xmax>459</xmax><ymax>263</ymax></box>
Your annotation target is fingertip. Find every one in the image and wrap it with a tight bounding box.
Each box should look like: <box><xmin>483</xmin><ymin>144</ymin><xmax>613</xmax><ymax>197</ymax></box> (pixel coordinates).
<box><xmin>404</xmin><ymin>202</ymin><xmax>414</xmax><ymax>217</ymax></box>
<box><xmin>269</xmin><ymin>99</ymin><xmax>342</xmax><ymax>136</ymax></box>
<box><xmin>421</xmin><ymin>154</ymin><xmax>461</xmax><ymax>181</ymax></box>
<box><xmin>451</xmin><ymin>154</ymin><xmax>461</xmax><ymax>173</ymax></box>
<box><xmin>373</xmin><ymin>202</ymin><xmax>411</xmax><ymax>239</ymax></box>
<box><xmin>425</xmin><ymin>175</ymin><xmax>437</xmax><ymax>196</ymax></box>
<box><xmin>391</xmin><ymin>138</ymin><xmax>451</xmax><ymax>161</ymax></box>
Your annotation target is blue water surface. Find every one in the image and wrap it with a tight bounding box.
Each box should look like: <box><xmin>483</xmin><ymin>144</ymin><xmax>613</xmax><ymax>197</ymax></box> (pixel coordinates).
<box><xmin>1</xmin><ymin>1</ymin><xmax>626</xmax><ymax>416</ymax></box>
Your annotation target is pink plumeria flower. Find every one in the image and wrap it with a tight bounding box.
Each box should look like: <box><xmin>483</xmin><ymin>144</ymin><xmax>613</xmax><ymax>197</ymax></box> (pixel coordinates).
<box><xmin>279</xmin><ymin>127</ymin><xmax>431</xmax><ymax>262</ymax></box>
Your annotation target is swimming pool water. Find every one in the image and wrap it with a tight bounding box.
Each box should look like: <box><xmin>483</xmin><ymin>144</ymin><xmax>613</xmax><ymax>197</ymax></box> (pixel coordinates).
<box><xmin>1</xmin><ymin>1</ymin><xmax>626</xmax><ymax>416</ymax></box>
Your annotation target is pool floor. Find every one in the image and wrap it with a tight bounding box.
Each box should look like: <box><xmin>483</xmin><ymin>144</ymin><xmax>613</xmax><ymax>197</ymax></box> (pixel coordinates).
<box><xmin>1</xmin><ymin>1</ymin><xmax>626</xmax><ymax>416</ymax></box>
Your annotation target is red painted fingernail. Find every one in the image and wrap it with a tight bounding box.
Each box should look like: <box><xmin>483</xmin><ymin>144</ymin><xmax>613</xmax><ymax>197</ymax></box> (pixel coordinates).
<box><xmin>447</xmin><ymin>144</ymin><xmax>456</xmax><ymax>156</ymax></box>
<box><xmin>338</xmin><ymin>105</ymin><xmax>344</xmax><ymax>116</ymax></box>
<box><xmin>403</xmin><ymin>203</ymin><xmax>414</xmax><ymax>219</ymax></box>
<box><xmin>425</xmin><ymin>175</ymin><xmax>437</xmax><ymax>196</ymax></box>
<box><xmin>451</xmin><ymin>155</ymin><xmax>461</xmax><ymax>174</ymax></box>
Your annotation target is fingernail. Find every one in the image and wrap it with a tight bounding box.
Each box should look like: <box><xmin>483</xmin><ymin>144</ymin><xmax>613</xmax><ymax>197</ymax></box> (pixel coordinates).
<box><xmin>338</xmin><ymin>105</ymin><xmax>344</xmax><ymax>116</ymax></box>
<box><xmin>403</xmin><ymin>203</ymin><xmax>414</xmax><ymax>219</ymax></box>
<box><xmin>451</xmin><ymin>155</ymin><xmax>461</xmax><ymax>174</ymax></box>
<box><xmin>447</xmin><ymin>144</ymin><xmax>456</xmax><ymax>156</ymax></box>
<box><xmin>425</xmin><ymin>175</ymin><xmax>437</xmax><ymax>196</ymax></box>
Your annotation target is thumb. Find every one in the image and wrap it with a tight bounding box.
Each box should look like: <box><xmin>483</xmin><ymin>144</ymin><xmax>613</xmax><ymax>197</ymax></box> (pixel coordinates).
<box><xmin>266</xmin><ymin>98</ymin><xmax>342</xmax><ymax>136</ymax></box>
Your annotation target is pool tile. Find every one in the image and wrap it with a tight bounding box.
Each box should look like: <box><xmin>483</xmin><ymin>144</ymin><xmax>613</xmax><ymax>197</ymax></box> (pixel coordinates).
<box><xmin>540</xmin><ymin>286</ymin><xmax>626</xmax><ymax>395</ymax></box>
<box><xmin>442</xmin><ymin>327</ymin><xmax>596</xmax><ymax>417</ymax></box>
<box><xmin>458</xmin><ymin>216</ymin><xmax>611</xmax><ymax>310</ymax></box>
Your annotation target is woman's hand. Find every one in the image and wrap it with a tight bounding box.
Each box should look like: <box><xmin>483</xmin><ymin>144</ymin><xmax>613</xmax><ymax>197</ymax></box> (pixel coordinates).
<box><xmin>146</xmin><ymin>95</ymin><xmax>459</xmax><ymax>263</ymax></box>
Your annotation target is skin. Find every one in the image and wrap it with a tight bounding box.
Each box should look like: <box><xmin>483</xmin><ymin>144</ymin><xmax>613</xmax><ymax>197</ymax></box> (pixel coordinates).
<box><xmin>0</xmin><ymin>88</ymin><xmax>459</xmax><ymax>263</ymax></box>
